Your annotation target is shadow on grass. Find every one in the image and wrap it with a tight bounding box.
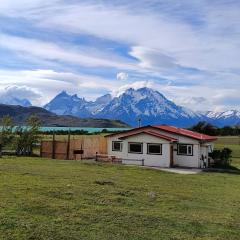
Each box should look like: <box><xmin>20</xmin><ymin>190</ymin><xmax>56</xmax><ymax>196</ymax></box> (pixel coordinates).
<box><xmin>204</xmin><ymin>165</ymin><xmax>240</xmax><ymax>175</ymax></box>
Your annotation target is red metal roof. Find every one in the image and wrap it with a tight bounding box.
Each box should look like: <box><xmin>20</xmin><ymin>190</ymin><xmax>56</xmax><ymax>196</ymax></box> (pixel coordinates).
<box><xmin>105</xmin><ymin>125</ymin><xmax>152</xmax><ymax>138</ymax></box>
<box><xmin>153</xmin><ymin>125</ymin><xmax>217</xmax><ymax>141</ymax></box>
<box><xmin>118</xmin><ymin>130</ymin><xmax>178</xmax><ymax>142</ymax></box>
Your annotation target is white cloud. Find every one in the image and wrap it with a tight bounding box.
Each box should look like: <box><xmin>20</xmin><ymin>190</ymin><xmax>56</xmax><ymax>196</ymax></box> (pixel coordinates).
<box><xmin>0</xmin><ymin>69</ymin><xmax>126</xmax><ymax>104</ymax></box>
<box><xmin>151</xmin><ymin>83</ymin><xmax>240</xmax><ymax>112</ymax></box>
<box><xmin>174</xmin><ymin>96</ymin><xmax>209</xmax><ymax>112</ymax></box>
<box><xmin>1</xmin><ymin>1</ymin><xmax>240</xmax><ymax>74</ymax></box>
<box><xmin>0</xmin><ymin>1</ymin><xmax>239</xmax><ymax>111</ymax></box>
<box><xmin>113</xmin><ymin>80</ymin><xmax>153</xmax><ymax>97</ymax></box>
<box><xmin>0</xmin><ymin>0</ymin><xmax>59</xmax><ymax>17</ymax></box>
<box><xmin>0</xmin><ymin>33</ymin><xmax>135</xmax><ymax>70</ymax></box>
<box><xmin>129</xmin><ymin>46</ymin><xmax>178</xmax><ymax>71</ymax></box>
<box><xmin>0</xmin><ymin>86</ymin><xmax>41</xmax><ymax>104</ymax></box>
<box><xmin>28</xmin><ymin>1</ymin><xmax>239</xmax><ymax>72</ymax></box>
<box><xmin>116</xmin><ymin>72</ymin><xmax>128</xmax><ymax>81</ymax></box>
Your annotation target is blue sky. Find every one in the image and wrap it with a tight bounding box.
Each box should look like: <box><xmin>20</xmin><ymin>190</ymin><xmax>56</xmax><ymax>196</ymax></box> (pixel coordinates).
<box><xmin>0</xmin><ymin>0</ymin><xmax>239</xmax><ymax>111</ymax></box>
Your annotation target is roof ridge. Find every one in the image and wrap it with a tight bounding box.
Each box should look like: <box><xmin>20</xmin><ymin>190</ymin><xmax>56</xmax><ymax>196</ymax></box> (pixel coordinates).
<box><xmin>152</xmin><ymin>125</ymin><xmax>217</xmax><ymax>141</ymax></box>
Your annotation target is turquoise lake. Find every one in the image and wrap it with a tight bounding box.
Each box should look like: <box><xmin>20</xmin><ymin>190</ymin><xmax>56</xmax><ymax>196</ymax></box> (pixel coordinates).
<box><xmin>39</xmin><ymin>127</ymin><xmax>130</xmax><ymax>133</ymax></box>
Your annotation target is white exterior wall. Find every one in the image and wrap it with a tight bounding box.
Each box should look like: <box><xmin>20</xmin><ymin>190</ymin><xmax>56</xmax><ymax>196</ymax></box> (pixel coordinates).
<box><xmin>107</xmin><ymin>133</ymin><xmax>171</xmax><ymax>167</ymax></box>
<box><xmin>173</xmin><ymin>143</ymin><xmax>200</xmax><ymax>168</ymax></box>
<box><xmin>145</xmin><ymin>130</ymin><xmax>200</xmax><ymax>168</ymax></box>
<box><xmin>107</xmin><ymin>128</ymin><xmax>216</xmax><ymax>168</ymax></box>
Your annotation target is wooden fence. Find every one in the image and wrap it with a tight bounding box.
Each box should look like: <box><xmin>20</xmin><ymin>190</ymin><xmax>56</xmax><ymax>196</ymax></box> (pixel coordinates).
<box><xmin>40</xmin><ymin>135</ymin><xmax>107</xmax><ymax>160</ymax></box>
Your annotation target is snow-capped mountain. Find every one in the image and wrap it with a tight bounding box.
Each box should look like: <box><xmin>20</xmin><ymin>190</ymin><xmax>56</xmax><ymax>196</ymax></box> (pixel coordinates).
<box><xmin>44</xmin><ymin>88</ymin><xmax>240</xmax><ymax>127</ymax></box>
<box><xmin>44</xmin><ymin>91</ymin><xmax>112</xmax><ymax>118</ymax></box>
<box><xmin>0</xmin><ymin>97</ymin><xmax>32</xmax><ymax>107</ymax></box>
<box><xmin>87</xmin><ymin>94</ymin><xmax>112</xmax><ymax>114</ymax></box>
<box><xmin>44</xmin><ymin>91</ymin><xmax>92</xmax><ymax>118</ymax></box>
<box><xmin>96</xmin><ymin>87</ymin><xmax>202</xmax><ymax>126</ymax></box>
<box><xmin>205</xmin><ymin>110</ymin><xmax>240</xmax><ymax>126</ymax></box>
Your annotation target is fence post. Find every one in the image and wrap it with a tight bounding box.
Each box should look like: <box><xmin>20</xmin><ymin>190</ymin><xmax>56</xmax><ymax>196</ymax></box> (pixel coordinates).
<box><xmin>96</xmin><ymin>152</ymin><xmax>98</xmax><ymax>161</ymax></box>
<box><xmin>52</xmin><ymin>132</ymin><xmax>56</xmax><ymax>159</ymax></box>
<box><xmin>66</xmin><ymin>130</ymin><xmax>71</xmax><ymax>160</ymax></box>
<box><xmin>40</xmin><ymin>141</ymin><xmax>43</xmax><ymax>158</ymax></box>
<box><xmin>80</xmin><ymin>143</ymin><xmax>83</xmax><ymax>160</ymax></box>
<box><xmin>142</xmin><ymin>158</ymin><xmax>144</xmax><ymax>166</ymax></box>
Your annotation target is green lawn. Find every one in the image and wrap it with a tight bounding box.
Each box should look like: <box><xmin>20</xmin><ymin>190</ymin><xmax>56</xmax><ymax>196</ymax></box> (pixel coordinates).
<box><xmin>215</xmin><ymin>136</ymin><xmax>240</xmax><ymax>168</ymax></box>
<box><xmin>0</xmin><ymin>157</ymin><xmax>240</xmax><ymax>240</ymax></box>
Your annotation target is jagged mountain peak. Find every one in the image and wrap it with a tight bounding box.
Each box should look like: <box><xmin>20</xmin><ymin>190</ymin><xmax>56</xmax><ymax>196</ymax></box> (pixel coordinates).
<box><xmin>95</xmin><ymin>93</ymin><xmax>112</xmax><ymax>104</ymax></box>
<box><xmin>57</xmin><ymin>90</ymin><xmax>69</xmax><ymax>97</ymax></box>
<box><xmin>97</xmin><ymin>87</ymin><xmax>200</xmax><ymax>126</ymax></box>
<box><xmin>123</xmin><ymin>87</ymin><xmax>165</xmax><ymax>98</ymax></box>
<box><xmin>44</xmin><ymin>88</ymin><xmax>240</xmax><ymax>127</ymax></box>
<box><xmin>118</xmin><ymin>87</ymin><xmax>172</xmax><ymax>109</ymax></box>
<box><xmin>44</xmin><ymin>90</ymin><xmax>90</xmax><ymax>117</ymax></box>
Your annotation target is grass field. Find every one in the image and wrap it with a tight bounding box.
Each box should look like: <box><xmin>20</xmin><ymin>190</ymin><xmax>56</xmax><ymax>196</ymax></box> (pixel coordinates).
<box><xmin>215</xmin><ymin>136</ymin><xmax>240</xmax><ymax>168</ymax></box>
<box><xmin>0</xmin><ymin>156</ymin><xmax>240</xmax><ymax>240</ymax></box>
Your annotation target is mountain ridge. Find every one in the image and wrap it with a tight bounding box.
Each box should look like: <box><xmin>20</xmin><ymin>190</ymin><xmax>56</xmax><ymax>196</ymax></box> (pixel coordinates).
<box><xmin>0</xmin><ymin>104</ymin><xmax>129</xmax><ymax>128</ymax></box>
<box><xmin>43</xmin><ymin>87</ymin><xmax>240</xmax><ymax>127</ymax></box>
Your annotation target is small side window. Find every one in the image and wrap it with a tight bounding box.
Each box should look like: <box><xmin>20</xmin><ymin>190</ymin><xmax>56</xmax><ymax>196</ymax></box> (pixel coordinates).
<box><xmin>147</xmin><ymin>143</ymin><xmax>162</xmax><ymax>155</ymax></box>
<box><xmin>177</xmin><ymin>144</ymin><xmax>193</xmax><ymax>156</ymax></box>
<box><xmin>112</xmin><ymin>141</ymin><xmax>122</xmax><ymax>152</ymax></box>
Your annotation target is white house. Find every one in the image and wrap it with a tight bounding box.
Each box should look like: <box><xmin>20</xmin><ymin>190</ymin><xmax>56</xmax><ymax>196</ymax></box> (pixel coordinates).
<box><xmin>106</xmin><ymin>125</ymin><xmax>217</xmax><ymax>168</ymax></box>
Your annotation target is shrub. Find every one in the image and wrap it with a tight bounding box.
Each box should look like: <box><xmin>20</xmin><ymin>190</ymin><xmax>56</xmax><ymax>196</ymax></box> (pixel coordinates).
<box><xmin>0</xmin><ymin>116</ymin><xmax>15</xmax><ymax>157</ymax></box>
<box><xmin>209</xmin><ymin>148</ymin><xmax>232</xmax><ymax>167</ymax></box>
<box><xmin>15</xmin><ymin>115</ymin><xmax>41</xmax><ymax>156</ymax></box>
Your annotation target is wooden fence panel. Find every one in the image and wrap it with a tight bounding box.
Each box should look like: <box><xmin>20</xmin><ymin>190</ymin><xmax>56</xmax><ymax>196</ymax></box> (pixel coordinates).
<box><xmin>41</xmin><ymin>141</ymin><xmax>53</xmax><ymax>158</ymax></box>
<box><xmin>54</xmin><ymin>141</ymin><xmax>68</xmax><ymax>160</ymax></box>
<box><xmin>40</xmin><ymin>135</ymin><xmax>108</xmax><ymax>160</ymax></box>
<box><xmin>69</xmin><ymin>139</ymin><xmax>83</xmax><ymax>160</ymax></box>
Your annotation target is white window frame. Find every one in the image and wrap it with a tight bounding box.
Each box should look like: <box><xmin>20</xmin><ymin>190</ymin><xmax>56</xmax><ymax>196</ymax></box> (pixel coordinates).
<box><xmin>112</xmin><ymin>141</ymin><xmax>123</xmax><ymax>152</ymax></box>
<box><xmin>147</xmin><ymin>143</ymin><xmax>162</xmax><ymax>155</ymax></box>
<box><xmin>128</xmin><ymin>142</ymin><xmax>143</xmax><ymax>154</ymax></box>
<box><xmin>177</xmin><ymin>144</ymin><xmax>193</xmax><ymax>156</ymax></box>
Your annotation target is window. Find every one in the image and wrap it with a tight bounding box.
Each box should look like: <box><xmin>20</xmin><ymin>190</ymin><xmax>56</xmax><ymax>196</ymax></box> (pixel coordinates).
<box><xmin>128</xmin><ymin>142</ymin><xmax>143</xmax><ymax>154</ymax></box>
<box><xmin>147</xmin><ymin>143</ymin><xmax>162</xmax><ymax>155</ymax></box>
<box><xmin>112</xmin><ymin>141</ymin><xmax>122</xmax><ymax>152</ymax></box>
<box><xmin>177</xmin><ymin>144</ymin><xmax>193</xmax><ymax>156</ymax></box>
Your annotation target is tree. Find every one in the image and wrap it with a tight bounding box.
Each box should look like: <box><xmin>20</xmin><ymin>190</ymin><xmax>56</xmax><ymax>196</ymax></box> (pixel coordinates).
<box><xmin>209</xmin><ymin>147</ymin><xmax>232</xmax><ymax>167</ymax></box>
<box><xmin>190</xmin><ymin>121</ymin><xmax>218</xmax><ymax>136</ymax></box>
<box><xmin>0</xmin><ymin>116</ymin><xmax>15</xmax><ymax>157</ymax></box>
<box><xmin>191</xmin><ymin>121</ymin><xmax>207</xmax><ymax>132</ymax></box>
<box><xmin>15</xmin><ymin>115</ymin><xmax>41</xmax><ymax>156</ymax></box>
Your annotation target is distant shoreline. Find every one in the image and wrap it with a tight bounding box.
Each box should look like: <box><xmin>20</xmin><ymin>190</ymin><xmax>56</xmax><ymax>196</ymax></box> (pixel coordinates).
<box><xmin>0</xmin><ymin>126</ymin><xmax>131</xmax><ymax>134</ymax></box>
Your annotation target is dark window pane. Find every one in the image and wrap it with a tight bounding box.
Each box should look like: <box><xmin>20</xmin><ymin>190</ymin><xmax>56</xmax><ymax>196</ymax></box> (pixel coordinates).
<box><xmin>112</xmin><ymin>141</ymin><xmax>122</xmax><ymax>151</ymax></box>
<box><xmin>178</xmin><ymin>145</ymin><xmax>187</xmax><ymax>154</ymax></box>
<box><xmin>129</xmin><ymin>143</ymin><xmax>142</xmax><ymax>153</ymax></box>
<box><xmin>148</xmin><ymin>144</ymin><xmax>162</xmax><ymax>154</ymax></box>
<box><xmin>178</xmin><ymin>144</ymin><xmax>193</xmax><ymax>155</ymax></box>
